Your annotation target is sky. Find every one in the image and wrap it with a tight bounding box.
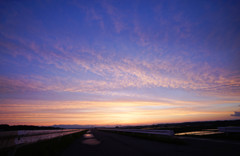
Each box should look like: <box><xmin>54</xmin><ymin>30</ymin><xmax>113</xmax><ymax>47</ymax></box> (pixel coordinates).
<box><xmin>0</xmin><ymin>0</ymin><xmax>240</xmax><ymax>126</ymax></box>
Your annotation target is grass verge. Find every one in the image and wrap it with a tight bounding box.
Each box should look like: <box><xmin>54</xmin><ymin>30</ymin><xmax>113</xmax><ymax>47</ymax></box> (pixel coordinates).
<box><xmin>1</xmin><ymin>130</ymin><xmax>87</xmax><ymax>156</ymax></box>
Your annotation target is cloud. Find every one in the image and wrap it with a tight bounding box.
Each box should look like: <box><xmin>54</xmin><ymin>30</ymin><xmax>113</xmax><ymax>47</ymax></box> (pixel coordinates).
<box><xmin>231</xmin><ymin>112</ymin><xmax>240</xmax><ymax>117</ymax></box>
<box><xmin>101</xmin><ymin>1</ymin><xmax>126</xmax><ymax>33</ymax></box>
<box><xmin>0</xmin><ymin>5</ymin><xmax>240</xmax><ymax>98</ymax></box>
<box><xmin>1</xmin><ymin>37</ymin><xmax>240</xmax><ymax>97</ymax></box>
<box><xmin>73</xmin><ymin>2</ymin><xmax>105</xmax><ymax>30</ymax></box>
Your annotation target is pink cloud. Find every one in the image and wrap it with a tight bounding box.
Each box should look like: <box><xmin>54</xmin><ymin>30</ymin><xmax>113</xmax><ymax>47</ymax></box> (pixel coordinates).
<box><xmin>1</xmin><ymin>53</ymin><xmax>240</xmax><ymax>98</ymax></box>
<box><xmin>1</xmin><ymin>28</ymin><xmax>240</xmax><ymax>97</ymax></box>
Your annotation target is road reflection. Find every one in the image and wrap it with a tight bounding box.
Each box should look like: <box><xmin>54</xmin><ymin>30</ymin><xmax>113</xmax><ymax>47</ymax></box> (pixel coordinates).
<box><xmin>82</xmin><ymin>131</ymin><xmax>100</xmax><ymax>145</ymax></box>
<box><xmin>82</xmin><ymin>138</ymin><xmax>100</xmax><ymax>145</ymax></box>
<box><xmin>83</xmin><ymin>133</ymin><xmax>94</xmax><ymax>138</ymax></box>
<box><xmin>175</xmin><ymin>129</ymin><xmax>223</xmax><ymax>136</ymax></box>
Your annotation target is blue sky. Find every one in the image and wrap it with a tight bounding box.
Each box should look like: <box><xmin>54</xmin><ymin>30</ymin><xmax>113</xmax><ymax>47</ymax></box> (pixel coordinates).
<box><xmin>0</xmin><ymin>0</ymin><xmax>240</xmax><ymax>126</ymax></box>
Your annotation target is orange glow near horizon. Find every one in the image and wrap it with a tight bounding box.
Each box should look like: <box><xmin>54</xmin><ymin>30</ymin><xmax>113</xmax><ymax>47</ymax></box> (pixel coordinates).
<box><xmin>0</xmin><ymin>99</ymin><xmax>237</xmax><ymax>126</ymax></box>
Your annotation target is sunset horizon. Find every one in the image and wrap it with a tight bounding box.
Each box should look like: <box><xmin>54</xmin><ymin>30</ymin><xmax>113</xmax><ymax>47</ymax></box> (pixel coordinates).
<box><xmin>1</xmin><ymin>0</ymin><xmax>240</xmax><ymax>127</ymax></box>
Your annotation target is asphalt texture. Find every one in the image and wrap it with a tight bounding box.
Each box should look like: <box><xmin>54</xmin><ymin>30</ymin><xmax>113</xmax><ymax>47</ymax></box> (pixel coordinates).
<box><xmin>60</xmin><ymin>129</ymin><xmax>240</xmax><ymax>156</ymax></box>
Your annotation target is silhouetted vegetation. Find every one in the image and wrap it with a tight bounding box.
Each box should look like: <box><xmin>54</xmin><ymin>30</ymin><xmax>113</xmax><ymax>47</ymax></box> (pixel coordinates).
<box><xmin>122</xmin><ymin>120</ymin><xmax>240</xmax><ymax>133</ymax></box>
<box><xmin>0</xmin><ymin>124</ymin><xmax>62</xmax><ymax>131</ymax></box>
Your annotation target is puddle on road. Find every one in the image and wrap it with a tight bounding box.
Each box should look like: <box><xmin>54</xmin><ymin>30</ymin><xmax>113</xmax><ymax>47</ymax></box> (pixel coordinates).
<box><xmin>83</xmin><ymin>133</ymin><xmax>94</xmax><ymax>138</ymax></box>
<box><xmin>82</xmin><ymin>138</ymin><xmax>101</xmax><ymax>145</ymax></box>
<box><xmin>175</xmin><ymin>130</ymin><xmax>223</xmax><ymax>136</ymax></box>
<box><xmin>82</xmin><ymin>132</ymin><xmax>101</xmax><ymax>145</ymax></box>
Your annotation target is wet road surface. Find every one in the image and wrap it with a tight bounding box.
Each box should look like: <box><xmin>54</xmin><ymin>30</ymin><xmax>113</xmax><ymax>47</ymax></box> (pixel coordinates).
<box><xmin>61</xmin><ymin>129</ymin><xmax>239</xmax><ymax>156</ymax></box>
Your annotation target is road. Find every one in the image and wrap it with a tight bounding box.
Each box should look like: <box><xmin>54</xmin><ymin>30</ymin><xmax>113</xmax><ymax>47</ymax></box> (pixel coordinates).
<box><xmin>61</xmin><ymin>129</ymin><xmax>239</xmax><ymax>156</ymax></box>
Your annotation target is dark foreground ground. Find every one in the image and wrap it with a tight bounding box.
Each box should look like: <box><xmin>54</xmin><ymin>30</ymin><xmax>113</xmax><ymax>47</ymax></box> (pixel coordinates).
<box><xmin>61</xmin><ymin>129</ymin><xmax>240</xmax><ymax>156</ymax></box>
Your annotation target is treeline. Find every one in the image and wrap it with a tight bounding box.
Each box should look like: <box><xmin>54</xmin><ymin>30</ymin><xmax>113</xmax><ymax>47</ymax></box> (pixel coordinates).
<box><xmin>121</xmin><ymin>120</ymin><xmax>240</xmax><ymax>133</ymax></box>
<box><xmin>0</xmin><ymin>124</ymin><xmax>62</xmax><ymax>131</ymax></box>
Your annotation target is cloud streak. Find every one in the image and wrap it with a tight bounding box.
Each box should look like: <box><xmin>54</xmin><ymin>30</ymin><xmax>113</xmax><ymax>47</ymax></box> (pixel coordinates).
<box><xmin>1</xmin><ymin>45</ymin><xmax>239</xmax><ymax>97</ymax></box>
<box><xmin>231</xmin><ymin>112</ymin><xmax>240</xmax><ymax>117</ymax></box>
